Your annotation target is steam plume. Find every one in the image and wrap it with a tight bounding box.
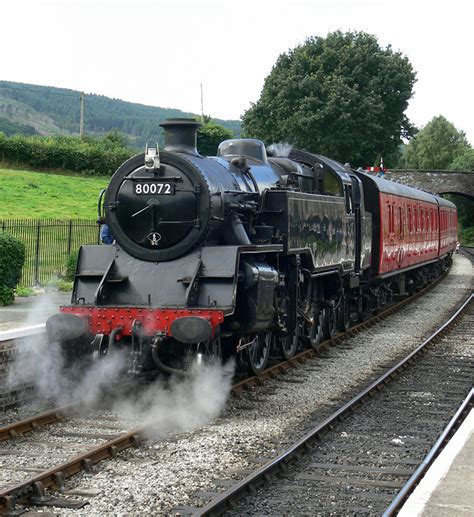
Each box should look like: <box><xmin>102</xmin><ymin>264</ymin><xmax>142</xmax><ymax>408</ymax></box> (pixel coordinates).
<box><xmin>267</xmin><ymin>142</ymin><xmax>293</xmax><ymax>158</ymax></box>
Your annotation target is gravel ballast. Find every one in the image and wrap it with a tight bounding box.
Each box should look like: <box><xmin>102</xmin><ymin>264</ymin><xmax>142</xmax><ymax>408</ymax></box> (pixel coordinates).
<box><xmin>4</xmin><ymin>254</ymin><xmax>472</xmax><ymax>514</ymax></box>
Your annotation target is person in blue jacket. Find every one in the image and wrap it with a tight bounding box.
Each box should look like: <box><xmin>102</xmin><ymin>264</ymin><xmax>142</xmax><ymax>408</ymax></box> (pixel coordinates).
<box><xmin>100</xmin><ymin>224</ymin><xmax>114</xmax><ymax>244</ymax></box>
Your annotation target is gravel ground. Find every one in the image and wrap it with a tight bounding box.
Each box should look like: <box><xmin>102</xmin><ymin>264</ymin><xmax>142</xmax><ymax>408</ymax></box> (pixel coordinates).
<box><xmin>0</xmin><ymin>410</ymin><xmax>131</xmax><ymax>487</ymax></box>
<box><xmin>5</xmin><ymin>254</ymin><xmax>473</xmax><ymax>515</ymax></box>
<box><xmin>229</xmin><ymin>302</ymin><xmax>474</xmax><ymax>515</ymax></box>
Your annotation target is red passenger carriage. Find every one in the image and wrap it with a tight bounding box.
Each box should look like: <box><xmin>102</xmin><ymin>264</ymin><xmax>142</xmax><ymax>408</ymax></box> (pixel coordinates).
<box><xmin>355</xmin><ymin>173</ymin><xmax>457</xmax><ymax>278</ymax></box>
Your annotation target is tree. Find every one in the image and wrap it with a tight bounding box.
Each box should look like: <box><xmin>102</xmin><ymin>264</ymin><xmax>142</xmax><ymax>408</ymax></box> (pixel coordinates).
<box><xmin>102</xmin><ymin>129</ymin><xmax>129</xmax><ymax>149</ymax></box>
<box><xmin>448</xmin><ymin>148</ymin><xmax>474</xmax><ymax>171</ymax></box>
<box><xmin>402</xmin><ymin>116</ymin><xmax>470</xmax><ymax>170</ymax></box>
<box><xmin>197</xmin><ymin>119</ymin><xmax>234</xmax><ymax>156</ymax></box>
<box><xmin>242</xmin><ymin>31</ymin><xmax>416</xmax><ymax>167</ymax></box>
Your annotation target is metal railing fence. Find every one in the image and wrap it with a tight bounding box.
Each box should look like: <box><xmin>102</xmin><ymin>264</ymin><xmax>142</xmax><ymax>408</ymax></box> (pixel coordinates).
<box><xmin>0</xmin><ymin>219</ymin><xmax>99</xmax><ymax>287</ymax></box>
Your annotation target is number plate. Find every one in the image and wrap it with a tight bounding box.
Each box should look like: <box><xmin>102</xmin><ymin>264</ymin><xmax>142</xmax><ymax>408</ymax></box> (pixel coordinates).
<box><xmin>134</xmin><ymin>182</ymin><xmax>175</xmax><ymax>195</ymax></box>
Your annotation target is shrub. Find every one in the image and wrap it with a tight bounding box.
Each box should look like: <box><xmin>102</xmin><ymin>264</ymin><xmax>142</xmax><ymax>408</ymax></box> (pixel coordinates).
<box><xmin>460</xmin><ymin>227</ymin><xmax>474</xmax><ymax>247</ymax></box>
<box><xmin>65</xmin><ymin>249</ymin><xmax>79</xmax><ymax>281</ymax></box>
<box><xmin>15</xmin><ymin>286</ymin><xmax>36</xmax><ymax>297</ymax></box>
<box><xmin>0</xmin><ymin>231</ymin><xmax>25</xmax><ymax>305</ymax></box>
<box><xmin>46</xmin><ymin>276</ymin><xmax>73</xmax><ymax>292</ymax></box>
<box><xmin>0</xmin><ymin>132</ymin><xmax>132</xmax><ymax>176</ymax></box>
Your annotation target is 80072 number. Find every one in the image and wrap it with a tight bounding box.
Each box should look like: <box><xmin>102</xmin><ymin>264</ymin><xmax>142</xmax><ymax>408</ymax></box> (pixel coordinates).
<box><xmin>134</xmin><ymin>183</ymin><xmax>174</xmax><ymax>195</ymax></box>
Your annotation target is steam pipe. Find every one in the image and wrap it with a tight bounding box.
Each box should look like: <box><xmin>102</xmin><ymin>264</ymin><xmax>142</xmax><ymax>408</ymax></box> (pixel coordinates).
<box><xmin>151</xmin><ymin>335</ymin><xmax>186</xmax><ymax>376</ymax></box>
<box><xmin>108</xmin><ymin>326</ymin><xmax>122</xmax><ymax>349</ymax></box>
<box><xmin>224</xmin><ymin>212</ymin><xmax>251</xmax><ymax>245</ymax></box>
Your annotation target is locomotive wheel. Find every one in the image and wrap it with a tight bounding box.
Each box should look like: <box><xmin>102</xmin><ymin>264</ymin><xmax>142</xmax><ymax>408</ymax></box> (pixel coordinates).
<box><xmin>247</xmin><ymin>332</ymin><xmax>272</xmax><ymax>375</ymax></box>
<box><xmin>307</xmin><ymin>310</ymin><xmax>324</xmax><ymax>349</ymax></box>
<box><xmin>278</xmin><ymin>320</ymin><xmax>300</xmax><ymax>360</ymax></box>
<box><xmin>337</xmin><ymin>294</ymin><xmax>351</xmax><ymax>332</ymax></box>
<box><xmin>324</xmin><ymin>306</ymin><xmax>337</xmax><ymax>339</ymax></box>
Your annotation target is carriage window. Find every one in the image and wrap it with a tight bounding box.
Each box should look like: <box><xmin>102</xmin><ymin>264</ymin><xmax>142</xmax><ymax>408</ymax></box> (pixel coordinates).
<box><xmin>323</xmin><ymin>170</ymin><xmax>343</xmax><ymax>196</ymax></box>
<box><xmin>388</xmin><ymin>205</ymin><xmax>395</xmax><ymax>235</ymax></box>
<box><xmin>408</xmin><ymin>207</ymin><xmax>412</xmax><ymax>234</ymax></box>
<box><xmin>399</xmin><ymin>207</ymin><xmax>403</xmax><ymax>238</ymax></box>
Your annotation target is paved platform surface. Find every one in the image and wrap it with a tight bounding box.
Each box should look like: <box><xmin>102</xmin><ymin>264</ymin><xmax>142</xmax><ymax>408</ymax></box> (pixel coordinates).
<box><xmin>0</xmin><ymin>292</ymin><xmax>71</xmax><ymax>332</ymax></box>
<box><xmin>399</xmin><ymin>408</ymin><xmax>474</xmax><ymax>516</ymax></box>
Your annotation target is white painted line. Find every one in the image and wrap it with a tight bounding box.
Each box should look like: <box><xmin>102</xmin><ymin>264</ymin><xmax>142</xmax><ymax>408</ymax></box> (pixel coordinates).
<box><xmin>0</xmin><ymin>324</ymin><xmax>46</xmax><ymax>342</ymax></box>
<box><xmin>398</xmin><ymin>408</ymin><xmax>474</xmax><ymax>517</ymax></box>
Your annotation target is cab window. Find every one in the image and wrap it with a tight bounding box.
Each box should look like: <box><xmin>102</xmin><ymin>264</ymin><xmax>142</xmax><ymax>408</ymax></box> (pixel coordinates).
<box><xmin>344</xmin><ymin>185</ymin><xmax>353</xmax><ymax>214</ymax></box>
<box><xmin>324</xmin><ymin>170</ymin><xmax>343</xmax><ymax>196</ymax></box>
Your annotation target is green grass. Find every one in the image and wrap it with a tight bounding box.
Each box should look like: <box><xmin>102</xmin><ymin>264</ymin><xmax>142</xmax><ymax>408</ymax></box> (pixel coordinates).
<box><xmin>0</xmin><ymin>167</ymin><xmax>109</xmax><ymax>219</ymax></box>
<box><xmin>15</xmin><ymin>286</ymin><xmax>37</xmax><ymax>297</ymax></box>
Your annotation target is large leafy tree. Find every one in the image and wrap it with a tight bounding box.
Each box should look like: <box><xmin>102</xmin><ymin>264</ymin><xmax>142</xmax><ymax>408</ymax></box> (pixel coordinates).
<box><xmin>242</xmin><ymin>31</ymin><xmax>416</xmax><ymax>167</ymax></box>
<box><xmin>449</xmin><ymin>148</ymin><xmax>474</xmax><ymax>171</ymax></box>
<box><xmin>402</xmin><ymin>115</ymin><xmax>470</xmax><ymax>170</ymax></box>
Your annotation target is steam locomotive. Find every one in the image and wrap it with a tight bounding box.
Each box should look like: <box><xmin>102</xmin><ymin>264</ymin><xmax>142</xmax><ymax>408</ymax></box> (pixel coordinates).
<box><xmin>47</xmin><ymin>119</ymin><xmax>458</xmax><ymax>376</ymax></box>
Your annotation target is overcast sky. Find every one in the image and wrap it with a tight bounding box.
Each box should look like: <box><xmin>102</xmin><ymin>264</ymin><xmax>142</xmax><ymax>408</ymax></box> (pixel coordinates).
<box><xmin>2</xmin><ymin>0</ymin><xmax>473</xmax><ymax>144</ymax></box>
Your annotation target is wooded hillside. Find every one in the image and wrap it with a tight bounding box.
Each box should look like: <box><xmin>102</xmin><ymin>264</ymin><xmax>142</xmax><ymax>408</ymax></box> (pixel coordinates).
<box><xmin>0</xmin><ymin>81</ymin><xmax>241</xmax><ymax>148</ymax></box>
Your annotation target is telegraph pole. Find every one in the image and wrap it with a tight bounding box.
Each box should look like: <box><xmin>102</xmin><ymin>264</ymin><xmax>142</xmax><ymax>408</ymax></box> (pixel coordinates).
<box><xmin>79</xmin><ymin>92</ymin><xmax>84</xmax><ymax>137</ymax></box>
<box><xmin>200</xmin><ymin>82</ymin><xmax>204</xmax><ymax>121</ymax></box>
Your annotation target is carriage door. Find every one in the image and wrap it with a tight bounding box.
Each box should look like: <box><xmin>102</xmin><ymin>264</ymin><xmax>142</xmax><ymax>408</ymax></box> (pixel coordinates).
<box><xmin>398</xmin><ymin>205</ymin><xmax>404</xmax><ymax>268</ymax></box>
<box><xmin>349</xmin><ymin>176</ymin><xmax>362</xmax><ymax>273</ymax></box>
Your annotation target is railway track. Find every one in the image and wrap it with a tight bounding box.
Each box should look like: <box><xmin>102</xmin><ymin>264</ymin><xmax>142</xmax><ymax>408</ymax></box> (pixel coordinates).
<box><xmin>193</xmin><ymin>293</ymin><xmax>473</xmax><ymax>516</ymax></box>
<box><xmin>461</xmin><ymin>245</ymin><xmax>474</xmax><ymax>260</ymax></box>
<box><xmin>0</xmin><ymin>268</ymin><xmax>467</xmax><ymax>514</ymax></box>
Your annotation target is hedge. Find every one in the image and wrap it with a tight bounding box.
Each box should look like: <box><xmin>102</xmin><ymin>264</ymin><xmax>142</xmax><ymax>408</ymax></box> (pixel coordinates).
<box><xmin>0</xmin><ymin>132</ymin><xmax>132</xmax><ymax>176</ymax></box>
<box><xmin>0</xmin><ymin>231</ymin><xmax>25</xmax><ymax>305</ymax></box>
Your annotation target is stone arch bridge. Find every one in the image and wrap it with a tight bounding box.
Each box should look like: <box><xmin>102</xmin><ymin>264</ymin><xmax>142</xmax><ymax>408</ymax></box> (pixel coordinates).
<box><xmin>386</xmin><ymin>170</ymin><xmax>474</xmax><ymax>199</ymax></box>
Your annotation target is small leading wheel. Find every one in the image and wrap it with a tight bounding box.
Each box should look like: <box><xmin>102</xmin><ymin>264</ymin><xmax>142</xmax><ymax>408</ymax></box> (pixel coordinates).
<box><xmin>278</xmin><ymin>320</ymin><xmax>300</xmax><ymax>360</ymax></box>
<box><xmin>187</xmin><ymin>338</ymin><xmax>223</xmax><ymax>370</ymax></box>
<box><xmin>324</xmin><ymin>305</ymin><xmax>337</xmax><ymax>339</ymax></box>
<box><xmin>247</xmin><ymin>332</ymin><xmax>272</xmax><ymax>375</ymax></box>
<box><xmin>203</xmin><ymin>337</ymin><xmax>223</xmax><ymax>364</ymax></box>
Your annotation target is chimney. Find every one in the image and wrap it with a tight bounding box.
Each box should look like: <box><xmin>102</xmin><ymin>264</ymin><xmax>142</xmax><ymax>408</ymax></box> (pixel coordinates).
<box><xmin>159</xmin><ymin>118</ymin><xmax>202</xmax><ymax>156</ymax></box>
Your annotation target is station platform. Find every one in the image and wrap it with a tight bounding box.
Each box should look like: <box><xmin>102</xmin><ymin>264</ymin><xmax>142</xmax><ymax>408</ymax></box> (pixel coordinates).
<box><xmin>399</xmin><ymin>408</ymin><xmax>474</xmax><ymax>516</ymax></box>
<box><xmin>0</xmin><ymin>291</ymin><xmax>71</xmax><ymax>332</ymax></box>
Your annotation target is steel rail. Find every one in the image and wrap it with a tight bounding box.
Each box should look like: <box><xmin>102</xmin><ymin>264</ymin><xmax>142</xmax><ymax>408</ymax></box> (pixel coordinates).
<box><xmin>0</xmin><ymin>428</ymin><xmax>142</xmax><ymax>514</ymax></box>
<box><xmin>0</xmin><ymin>271</ymin><xmax>458</xmax><ymax>513</ymax></box>
<box><xmin>383</xmin><ymin>387</ymin><xmax>474</xmax><ymax>516</ymax></box>
<box><xmin>0</xmin><ymin>267</ymin><xmax>448</xmax><ymax>443</ymax></box>
<box><xmin>193</xmin><ymin>293</ymin><xmax>473</xmax><ymax>516</ymax></box>
<box><xmin>0</xmin><ymin>404</ymin><xmax>78</xmax><ymax>442</ymax></box>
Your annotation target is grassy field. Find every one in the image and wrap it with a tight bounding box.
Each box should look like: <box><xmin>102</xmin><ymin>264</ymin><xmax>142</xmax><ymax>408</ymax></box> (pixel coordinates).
<box><xmin>0</xmin><ymin>167</ymin><xmax>109</xmax><ymax>219</ymax></box>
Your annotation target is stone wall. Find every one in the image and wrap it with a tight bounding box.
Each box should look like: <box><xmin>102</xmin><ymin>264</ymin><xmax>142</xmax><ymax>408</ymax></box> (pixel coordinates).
<box><xmin>387</xmin><ymin>170</ymin><xmax>474</xmax><ymax>198</ymax></box>
<box><xmin>0</xmin><ymin>340</ymin><xmax>34</xmax><ymax>412</ymax></box>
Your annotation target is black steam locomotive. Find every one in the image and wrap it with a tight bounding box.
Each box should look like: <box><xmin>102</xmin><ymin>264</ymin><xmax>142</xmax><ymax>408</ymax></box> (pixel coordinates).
<box><xmin>47</xmin><ymin>119</ymin><xmax>457</xmax><ymax>376</ymax></box>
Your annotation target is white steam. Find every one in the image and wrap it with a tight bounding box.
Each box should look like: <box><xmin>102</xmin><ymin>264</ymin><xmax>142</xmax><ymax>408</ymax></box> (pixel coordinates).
<box><xmin>267</xmin><ymin>142</ymin><xmax>293</xmax><ymax>158</ymax></box>
<box><xmin>8</xmin><ymin>294</ymin><xmax>235</xmax><ymax>434</ymax></box>
<box><xmin>8</xmin><ymin>333</ymin><xmax>127</xmax><ymax>407</ymax></box>
<box><xmin>115</xmin><ymin>359</ymin><xmax>235</xmax><ymax>438</ymax></box>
